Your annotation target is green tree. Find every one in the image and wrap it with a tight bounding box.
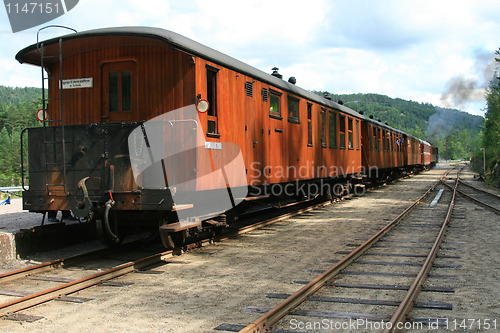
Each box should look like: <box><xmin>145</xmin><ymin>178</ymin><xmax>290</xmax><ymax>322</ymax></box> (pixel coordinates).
<box><xmin>476</xmin><ymin>48</ymin><xmax>500</xmax><ymax>184</ymax></box>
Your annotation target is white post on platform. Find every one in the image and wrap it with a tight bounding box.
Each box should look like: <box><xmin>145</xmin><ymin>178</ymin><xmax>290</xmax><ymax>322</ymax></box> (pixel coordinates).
<box><xmin>430</xmin><ymin>189</ymin><xmax>444</xmax><ymax>208</ymax></box>
<box><xmin>480</xmin><ymin>148</ymin><xmax>486</xmax><ymax>175</ymax></box>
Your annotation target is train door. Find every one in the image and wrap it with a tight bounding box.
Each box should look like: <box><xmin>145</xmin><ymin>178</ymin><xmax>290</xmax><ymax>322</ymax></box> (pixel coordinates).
<box><xmin>101</xmin><ymin>61</ymin><xmax>137</xmax><ymax>123</ymax></box>
<box><xmin>244</xmin><ymin>83</ymin><xmax>265</xmax><ymax>187</ymax></box>
<box><xmin>402</xmin><ymin>135</ymin><xmax>409</xmax><ymax>166</ymax></box>
<box><xmin>267</xmin><ymin>89</ymin><xmax>285</xmax><ymax>184</ymax></box>
<box><xmin>360</xmin><ymin>121</ymin><xmax>371</xmax><ymax>169</ymax></box>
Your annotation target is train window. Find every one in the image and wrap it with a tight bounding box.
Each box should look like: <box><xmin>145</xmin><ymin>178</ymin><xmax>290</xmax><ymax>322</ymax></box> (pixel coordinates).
<box><xmin>348</xmin><ymin>117</ymin><xmax>353</xmax><ymax>149</ymax></box>
<box><xmin>206</xmin><ymin>67</ymin><xmax>219</xmax><ymax>135</ymax></box>
<box><xmin>383</xmin><ymin>130</ymin><xmax>387</xmax><ymax>151</ymax></box>
<box><xmin>288</xmin><ymin>96</ymin><xmax>300</xmax><ymax>123</ymax></box>
<box><xmin>321</xmin><ymin>109</ymin><xmax>326</xmax><ymax>147</ymax></box>
<box><xmin>339</xmin><ymin>114</ymin><xmax>346</xmax><ymax>149</ymax></box>
<box><xmin>378</xmin><ymin>129</ymin><xmax>382</xmax><ymax>151</ymax></box>
<box><xmin>108</xmin><ymin>72</ymin><xmax>118</xmax><ymax>112</ymax></box>
<box><xmin>356</xmin><ymin>120</ymin><xmax>360</xmax><ymax>150</ymax></box>
<box><xmin>102</xmin><ymin>61</ymin><xmax>136</xmax><ymax>121</ymax></box>
<box><xmin>269</xmin><ymin>90</ymin><xmax>282</xmax><ymax>118</ymax></box>
<box><xmin>329</xmin><ymin>111</ymin><xmax>336</xmax><ymax>148</ymax></box>
<box><xmin>122</xmin><ymin>71</ymin><xmax>131</xmax><ymax>111</ymax></box>
<box><xmin>108</xmin><ymin>71</ymin><xmax>132</xmax><ymax>113</ymax></box>
<box><xmin>307</xmin><ymin>103</ymin><xmax>312</xmax><ymax>146</ymax></box>
<box><xmin>369</xmin><ymin>126</ymin><xmax>372</xmax><ymax>151</ymax></box>
<box><xmin>372</xmin><ymin>126</ymin><xmax>377</xmax><ymax>151</ymax></box>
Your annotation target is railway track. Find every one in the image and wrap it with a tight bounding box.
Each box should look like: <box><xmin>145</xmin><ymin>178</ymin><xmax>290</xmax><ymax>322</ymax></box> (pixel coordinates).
<box><xmin>0</xmin><ymin>167</ymin><xmax>450</xmax><ymax>324</ymax></box>
<box><xmin>0</xmin><ymin>195</ymin><xmax>336</xmax><ymax>322</ymax></box>
<box><xmin>217</xmin><ymin>166</ymin><xmax>466</xmax><ymax>332</ymax></box>
<box><xmin>454</xmin><ymin>179</ymin><xmax>500</xmax><ymax>215</ymax></box>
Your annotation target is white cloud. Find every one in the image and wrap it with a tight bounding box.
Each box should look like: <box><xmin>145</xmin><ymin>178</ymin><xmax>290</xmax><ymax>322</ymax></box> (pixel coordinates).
<box><xmin>0</xmin><ymin>0</ymin><xmax>498</xmax><ymax>116</ymax></box>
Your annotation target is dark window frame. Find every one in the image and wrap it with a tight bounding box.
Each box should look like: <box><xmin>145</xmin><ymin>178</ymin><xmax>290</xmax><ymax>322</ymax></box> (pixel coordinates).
<box><xmin>103</xmin><ymin>61</ymin><xmax>136</xmax><ymax>117</ymax></box>
<box><xmin>369</xmin><ymin>125</ymin><xmax>373</xmax><ymax>151</ymax></box>
<box><xmin>356</xmin><ymin>119</ymin><xmax>360</xmax><ymax>150</ymax></box>
<box><xmin>287</xmin><ymin>95</ymin><xmax>300</xmax><ymax>124</ymax></box>
<box><xmin>320</xmin><ymin>108</ymin><xmax>327</xmax><ymax>148</ymax></box>
<box><xmin>108</xmin><ymin>72</ymin><xmax>118</xmax><ymax>113</ymax></box>
<box><xmin>378</xmin><ymin>128</ymin><xmax>382</xmax><ymax>151</ymax></box>
<box><xmin>328</xmin><ymin>111</ymin><xmax>337</xmax><ymax>148</ymax></box>
<box><xmin>269</xmin><ymin>89</ymin><xmax>282</xmax><ymax>120</ymax></box>
<box><xmin>339</xmin><ymin>114</ymin><xmax>346</xmax><ymax>149</ymax></box>
<box><xmin>206</xmin><ymin>65</ymin><xmax>220</xmax><ymax>137</ymax></box>
<box><xmin>347</xmin><ymin>117</ymin><xmax>354</xmax><ymax>150</ymax></box>
<box><xmin>373</xmin><ymin>126</ymin><xmax>377</xmax><ymax>151</ymax></box>
<box><xmin>307</xmin><ymin>103</ymin><xmax>313</xmax><ymax>147</ymax></box>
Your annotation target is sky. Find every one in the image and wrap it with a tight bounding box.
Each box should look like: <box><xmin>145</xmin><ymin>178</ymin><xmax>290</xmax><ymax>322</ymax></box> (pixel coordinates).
<box><xmin>0</xmin><ymin>0</ymin><xmax>499</xmax><ymax>116</ymax></box>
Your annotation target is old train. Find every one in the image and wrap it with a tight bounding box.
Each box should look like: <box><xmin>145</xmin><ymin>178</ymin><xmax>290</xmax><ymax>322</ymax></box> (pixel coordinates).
<box><xmin>16</xmin><ymin>27</ymin><xmax>437</xmax><ymax>248</ymax></box>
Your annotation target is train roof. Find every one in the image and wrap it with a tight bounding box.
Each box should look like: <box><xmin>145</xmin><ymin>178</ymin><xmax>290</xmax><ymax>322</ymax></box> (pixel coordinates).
<box><xmin>16</xmin><ymin>26</ymin><xmax>432</xmax><ymax>145</ymax></box>
<box><xmin>17</xmin><ymin>26</ymin><xmax>363</xmax><ymax>118</ymax></box>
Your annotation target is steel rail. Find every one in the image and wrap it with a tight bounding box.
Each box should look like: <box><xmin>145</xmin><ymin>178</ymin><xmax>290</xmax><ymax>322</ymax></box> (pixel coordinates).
<box><xmin>458</xmin><ymin>179</ymin><xmax>500</xmax><ymax>200</ymax></box>
<box><xmin>0</xmin><ymin>249</ymin><xmax>173</xmax><ymax>318</ymax></box>
<box><xmin>384</xmin><ymin>168</ymin><xmax>461</xmax><ymax>332</ymax></box>
<box><xmin>238</xmin><ymin>168</ymin><xmax>452</xmax><ymax>333</ymax></box>
<box><xmin>0</xmin><ymin>242</ymin><xmax>143</xmax><ymax>285</ymax></box>
<box><xmin>441</xmin><ymin>181</ymin><xmax>500</xmax><ymax>215</ymax></box>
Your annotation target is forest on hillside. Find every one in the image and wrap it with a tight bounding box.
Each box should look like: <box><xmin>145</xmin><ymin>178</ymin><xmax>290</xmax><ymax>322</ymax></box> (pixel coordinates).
<box><xmin>0</xmin><ymin>86</ymin><xmax>43</xmax><ymax>186</ymax></box>
<box><xmin>315</xmin><ymin>91</ymin><xmax>484</xmax><ymax>161</ymax></box>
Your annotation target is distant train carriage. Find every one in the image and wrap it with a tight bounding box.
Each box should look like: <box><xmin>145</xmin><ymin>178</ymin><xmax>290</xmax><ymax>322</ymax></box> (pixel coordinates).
<box><xmin>360</xmin><ymin>117</ymin><xmax>409</xmax><ymax>180</ymax></box>
<box><xmin>421</xmin><ymin>140</ymin><xmax>433</xmax><ymax>166</ymax></box>
<box><xmin>16</xmin><ymin>27</ymin><xmax>436</xmax><ymax>248</ymax></box>
<box><xmin>430</xmin><ymin>146</ymin><xmax>439</xmax><ymax>164</ymax></box>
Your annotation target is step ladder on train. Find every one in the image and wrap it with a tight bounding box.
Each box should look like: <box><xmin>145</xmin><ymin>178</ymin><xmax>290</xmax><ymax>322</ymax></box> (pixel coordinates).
<box><xmin>36</xmin><ymin>26</ymin><xmax>77</xmax><ymax>195</ymax></box>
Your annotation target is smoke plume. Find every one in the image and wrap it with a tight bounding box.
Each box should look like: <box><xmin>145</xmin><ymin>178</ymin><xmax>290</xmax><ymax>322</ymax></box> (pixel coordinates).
<box><xmin>440</xmin><ymin>49</ymin><xmax>496</xmax><ymax>109</ymax></box>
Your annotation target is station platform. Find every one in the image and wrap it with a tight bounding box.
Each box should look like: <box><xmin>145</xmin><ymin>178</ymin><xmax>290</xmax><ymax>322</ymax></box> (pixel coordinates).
<box><xmin>0</xmin><ymin>199</ymin><xmax>95</xmax><ymax>263</ymax></box>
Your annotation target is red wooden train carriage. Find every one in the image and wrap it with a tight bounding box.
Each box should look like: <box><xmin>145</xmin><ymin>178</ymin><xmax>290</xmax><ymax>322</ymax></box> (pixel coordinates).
<box><xmin>406</xmin><ymin>136</ymin><xmax>421</xmax><ymax>166</ymax></box>
<box><xmin>430</xmin><ymin>146</ymin><xmax>439</xmax><ymax>164</ymax></box>
<box><xmin>360</xmin><ymin>117</ymin><xmax>406</xmax><ymax>177</ymax></box>
<box><xmin>421</xmin><ymin>140</ymin><xmax>433</xmax><ymax>166</ymax></box>
<box><xmin>17</xmin><ymin>27</ymin><xmax>368</xmax><ymax>245</ymax></box>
